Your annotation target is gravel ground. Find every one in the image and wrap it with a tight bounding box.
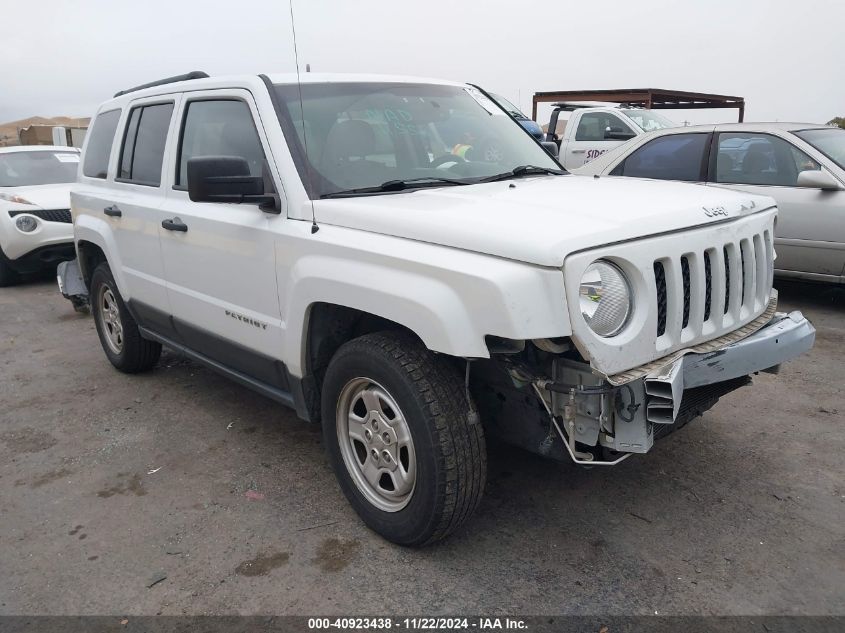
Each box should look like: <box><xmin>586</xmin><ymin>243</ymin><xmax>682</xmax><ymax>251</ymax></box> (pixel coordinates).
<box><xmin>0</xmin><ymin>277</ymin><xmax>843</xmax><ymax>616</ymax></box>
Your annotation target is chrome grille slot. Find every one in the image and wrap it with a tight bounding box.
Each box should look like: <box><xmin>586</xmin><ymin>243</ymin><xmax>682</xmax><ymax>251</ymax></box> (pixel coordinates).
<box><xmin>753</xmin><ymin>233</ymin><xmax>767</xmax><ymax>309</ymax></box>
<box><xmin>725</xmin><ymin>242</ymin><xmax>743</xmax><ymax>318</ymax></box>
<box><xmin>740</xmin><ymin>238</ymin><xmax>751</xmax><ymax>309</ymax></box>
<box><xmin>763</xmin><ymin>229</ymin><xmax>774</xmax><ymax>293</ymax></box>
<box><xmin>681</xmin><ymin>256</ymin><xmax>691</xmax><ymax>329</ymax></box>
<box><xmin>723</xmin><ymin>246</ymin><xmax>731</xmax><ymax>315</ymax></box>
<box><xmin>654</xmin><ymin>261</ymin><xmax>667</xmax><ymax>337</ymax></box>
<box><xmin>703</xmin><ymin>250</ymin><xmax>713</xmax><ymax>322</ymax></box>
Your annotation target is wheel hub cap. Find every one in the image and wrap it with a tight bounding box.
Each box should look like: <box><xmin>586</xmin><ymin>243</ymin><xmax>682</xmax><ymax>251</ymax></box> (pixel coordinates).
<box><xmin>336</xmin><ymin>378</ymin><xmax>416</xmax><ymax>512</ymax></box>
<box><xmin>99</xmin><ymin>286</ymin><xmax>123</xmax><ymax>354</ymax></box>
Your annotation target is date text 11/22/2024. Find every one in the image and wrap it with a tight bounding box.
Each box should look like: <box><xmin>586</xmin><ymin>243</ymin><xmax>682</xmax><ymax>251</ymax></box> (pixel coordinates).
<box><xmin>307</xmin><ymin>617</ymin><xmax>528</xmax><ymax>630</ymax></box>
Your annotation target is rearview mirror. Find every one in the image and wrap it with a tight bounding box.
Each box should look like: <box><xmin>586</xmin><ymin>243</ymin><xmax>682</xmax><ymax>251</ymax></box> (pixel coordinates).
<box><xmin>541</xmin><ymin>141</ymin><xmax>559</xmax><ymax>158</ymax></box>
<box><xmin>187</xmin><ymin>156</ymin><xmax>279</xmax><ymax>211</ymax></box>
<box><xmin>796</xmin><ymin>169</ymin><xmax>840</xmax><ymax>191</ymax></box>
<box><xmin>604</xmin><ymin>127</ymin><xmax>636</xmax><ymax>141</ymax></box>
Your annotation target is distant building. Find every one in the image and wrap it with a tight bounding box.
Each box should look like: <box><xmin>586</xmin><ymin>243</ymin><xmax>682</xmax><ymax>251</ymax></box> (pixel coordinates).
<box><xmin>0</xmin><ymin>116</ymin><xmax>90</xmax><ymax>148</ymax></box>
<box><xmin>19</xmin><ymin>124</ymin><xmax>88</xmax><ymax>148</ymax></box>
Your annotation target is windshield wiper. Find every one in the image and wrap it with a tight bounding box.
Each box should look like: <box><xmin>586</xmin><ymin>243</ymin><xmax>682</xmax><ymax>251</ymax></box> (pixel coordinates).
<box><xmin>480</xmin><ymin>165</ymin><xmax>566</xmax><ymax>183</ymax></box>
<box><xmin>321</xmin><ymin>177</ymin><xmax>470</xmax><ymax>199</ymax></box>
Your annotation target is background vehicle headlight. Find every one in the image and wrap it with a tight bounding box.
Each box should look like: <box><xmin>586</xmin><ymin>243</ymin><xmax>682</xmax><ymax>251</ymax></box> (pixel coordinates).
<box><xmin>15</xmin><ymin>215</ymin><xmax>38</xmax><ymax>233</ymax></box>
<box><xmin>579</xmin><ymin>260</ymin><xmax>632</xmax><ymax>337</ymax></box>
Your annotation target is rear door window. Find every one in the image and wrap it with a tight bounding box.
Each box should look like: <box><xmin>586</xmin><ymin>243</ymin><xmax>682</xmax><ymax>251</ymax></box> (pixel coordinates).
<box><xmin>612</xmin><ymin>133</ymin><xmax>709</xmax><ymax>181</ymax></box>
<box><xmin>118</xmin><ymin>102</ymin><xmax>174</xmax><ymax>186</ymax></box>
<box><xmin>82</xmin><ymin>109</ymin><xmax>121</xmax><ymax>179</ymax></box>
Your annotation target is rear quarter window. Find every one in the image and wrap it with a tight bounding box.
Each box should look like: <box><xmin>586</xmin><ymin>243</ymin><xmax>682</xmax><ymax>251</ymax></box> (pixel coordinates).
<box><xmin>82</xmin><ymin>109</ymin><xmax>121</xmax><ymax>179</ymax></box>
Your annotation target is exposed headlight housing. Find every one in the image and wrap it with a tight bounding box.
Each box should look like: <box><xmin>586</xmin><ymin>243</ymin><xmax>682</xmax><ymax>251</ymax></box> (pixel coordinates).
<box><xmin>579</xmin><ymin>260</ymin><xmax>632</xmax><ymax>337</ymax></box>
<box><xmin>15</xmin><ymin>215</ymin><xmax>38</xmax><ymax>233</ymax></box>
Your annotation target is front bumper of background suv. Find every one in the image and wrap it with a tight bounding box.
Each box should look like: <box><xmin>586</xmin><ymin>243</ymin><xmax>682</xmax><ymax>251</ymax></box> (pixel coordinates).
<box><xmin>1</xmin><ymin>208</ymin><xmax>75</xmax><ymax>271</ymax></box>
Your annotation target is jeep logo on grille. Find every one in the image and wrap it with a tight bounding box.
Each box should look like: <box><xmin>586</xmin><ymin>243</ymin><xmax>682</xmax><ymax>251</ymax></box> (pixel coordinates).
<box><xmin>703</xmin><ymin>206</ymin><xmax>729</xmax><ymax>218</ymax></box>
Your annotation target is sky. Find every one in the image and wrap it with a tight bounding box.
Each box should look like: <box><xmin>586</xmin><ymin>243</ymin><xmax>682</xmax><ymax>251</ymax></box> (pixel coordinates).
<box><xmin>1</xmin><ymin>0</ymin><xmax>842</xmax><ymax>127</ymax></box>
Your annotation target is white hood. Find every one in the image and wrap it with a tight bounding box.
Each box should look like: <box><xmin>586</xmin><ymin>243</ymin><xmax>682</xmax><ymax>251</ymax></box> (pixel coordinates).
<box><xmin>313</xmin><ymin>175</ymin><xmax>774</xmax><ymax>267</ymax></box>
<box><xmin>2</xmin><ymin>183</ymin><xmax>74</xmax><ymax>211</ymax></box>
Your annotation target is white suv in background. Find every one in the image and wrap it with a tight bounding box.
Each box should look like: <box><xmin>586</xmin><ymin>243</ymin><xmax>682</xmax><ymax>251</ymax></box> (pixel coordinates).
<box><xmin>68</xmin><ymin>72</ymin><xmax>814</xmax><ymax>545</ymax></box>
<box><xmin>0</xmin><ymin>145</ymin><xmax>79</xmax><ymax>285</ymax></box>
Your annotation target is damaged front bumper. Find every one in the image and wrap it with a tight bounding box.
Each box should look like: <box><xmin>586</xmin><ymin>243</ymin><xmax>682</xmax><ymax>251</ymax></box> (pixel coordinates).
<box><xmin>540</xmin><ymin>311</ymin><xmax>815</xmax><ymax>463</ymax></box>
<box><xmin>683</xmin><ymin>311</ymin><xmax>815</xmax><ymax>386</ymax></box>
<box><xmin>644</xmin><ymin>311</ymin><xmax>815</xmax><ymax>424</ymax></box>
<box><xmin>56</xmin><ymin>258</ymin><xmax>90</xmax><ymax>312</ymax></box>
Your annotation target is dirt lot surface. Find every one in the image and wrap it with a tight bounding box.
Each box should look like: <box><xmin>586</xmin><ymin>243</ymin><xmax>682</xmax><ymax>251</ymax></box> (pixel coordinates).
<box><xmin>1</xmin><ymin>278</ymin><xmax>843</xmax><ymax>616</ymax></box>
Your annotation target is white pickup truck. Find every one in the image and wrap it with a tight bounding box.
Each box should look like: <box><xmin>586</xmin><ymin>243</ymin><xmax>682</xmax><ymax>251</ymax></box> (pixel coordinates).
<box><xmin>66</xmin><ymin>72</ymin><xmax>814</xmax><ymax>546</ymax></box>
<box><xmin>544</xmin><ymin>104</ymin><xmax>676</xmax><ymax>170</ymax></box>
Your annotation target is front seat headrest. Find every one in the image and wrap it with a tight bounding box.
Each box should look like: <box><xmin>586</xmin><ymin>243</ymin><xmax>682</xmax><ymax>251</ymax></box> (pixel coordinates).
<box><xmin>324</xmin><ymin>120</ymin><xmax>376</xmax><ymax>163</ymax></box>
<box><xmin>742</xmin><ymin>146</ymin><xmax>770</xmax><ymax>174</ymax></box>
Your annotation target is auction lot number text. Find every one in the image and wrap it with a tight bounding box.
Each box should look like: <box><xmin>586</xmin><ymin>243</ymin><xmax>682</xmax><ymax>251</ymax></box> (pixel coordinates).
<box><xmin>308</xmin><ymin>617</ymin><xmax>528</xmax><ymax>630</ymax></box>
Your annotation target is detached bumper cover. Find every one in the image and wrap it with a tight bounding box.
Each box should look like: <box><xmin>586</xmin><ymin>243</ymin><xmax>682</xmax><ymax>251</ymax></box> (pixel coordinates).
<box><xmin>56</xmin><ymin>258</ymin><xmax>90</xmax><ymax>312</ymax></box>
<box><xmin>57</xmin><ymin>258</ymin><xmax>88</xmax><ymax>299</ymax></box>
<box><xmin>682</xmin><ymin>311</ymin><xmax>815</xmax><ymax>388</ymax></box>
<box><xmin>643</xmin><ymin>311</ymin><xmax>814</xmax><ymax>424</ymax></box>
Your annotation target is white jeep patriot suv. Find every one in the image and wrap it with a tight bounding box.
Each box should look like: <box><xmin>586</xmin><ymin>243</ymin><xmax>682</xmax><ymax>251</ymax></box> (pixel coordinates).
<box><xmin>69</xmin><ymin>71</ymin><xmax>815</xmax><ymax>545</ymax></box>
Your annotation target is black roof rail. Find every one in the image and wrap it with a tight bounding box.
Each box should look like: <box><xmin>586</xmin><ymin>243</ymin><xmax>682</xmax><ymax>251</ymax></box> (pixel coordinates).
<box><xmin>113</xmin><ymin>71</ymin><xmax>210</xmax><ymax>98</ymax></box>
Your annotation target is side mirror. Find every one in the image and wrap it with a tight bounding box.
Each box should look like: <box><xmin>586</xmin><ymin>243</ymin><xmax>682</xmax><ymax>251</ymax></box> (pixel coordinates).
<box><xmin>187</xmin><ymin>156</ymin><xmax>279</xmax><ymax>211</ymax></box>
<box><xmin>796</xmin><ymin>169</ymin><xmax>840</xmax><ymax>191</ymax></box>
<box><xmin>541</xmin><ymin>141</ymin><xmax>559</xmax><ymax>158</ymax></box>
<box><xmin>604</xmin><ymin>127</ymin><xmax>636</xmax><ymax>141</ymax></box>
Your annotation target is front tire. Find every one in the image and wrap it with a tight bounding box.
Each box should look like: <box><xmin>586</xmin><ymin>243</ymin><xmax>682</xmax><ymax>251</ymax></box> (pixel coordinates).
<box><xmin>0</xmin><ymin>257</ymin><xmax>19</xmax><ymax>287</ymax></box>
<box><xmin>90</xmin><ymin>263</ymin><xmax>161</xmax><ymax>373</ymax></box>
<box><xmin>321</xmin><ymin>331</ymin><xmax>486</xmax><ymax>546</ymax></box>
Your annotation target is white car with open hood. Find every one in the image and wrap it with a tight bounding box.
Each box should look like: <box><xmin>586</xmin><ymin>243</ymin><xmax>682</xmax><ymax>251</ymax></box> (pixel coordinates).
<box><xmin>66</xmin><ymin>72</ymin><xmax>814</xmax><ymax>545</ymax></box>
<box><xmin>0</xmin><ymin>145</ymin><xmax>79</xmax><ymax>285</ymax></box>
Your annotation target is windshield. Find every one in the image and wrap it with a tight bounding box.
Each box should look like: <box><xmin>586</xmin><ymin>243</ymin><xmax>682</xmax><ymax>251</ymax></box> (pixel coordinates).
<box><xmin>794</xmin><ymin>128</ymin><xmax>845</xmax><ymax>170</ymax></box>
<box><xmin>621</xmin><ymin>109</ymin><xmax>676</xmax><ymax>132</ymax></box>
<box><xmin>489</xmin><ymin>93</ymin><xmax>526</xmax><ymax>119</ymax></box>
<box><xmin>0</xmin><ymin>150</ymin><xmax>79</xmax><ymax>187</ymax></box>
<box><xmin>273</xmin><ymin>82</ymin><xmax>560</xmax><ymax>198</ymax></box>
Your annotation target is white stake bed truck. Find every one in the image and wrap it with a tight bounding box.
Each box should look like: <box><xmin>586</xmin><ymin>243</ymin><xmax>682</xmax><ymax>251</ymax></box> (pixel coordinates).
<box><xmin>544</xmin><ymin>103</ymin><xmax>677</xmax><ymax>170</ymax></box>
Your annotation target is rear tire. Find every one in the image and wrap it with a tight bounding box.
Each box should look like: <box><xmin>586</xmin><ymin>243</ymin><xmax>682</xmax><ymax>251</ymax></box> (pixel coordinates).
<box><xmin>321</xmin><ymin>331</ymin><xmax>486</xmax><ymax>546</ymax></box>
<box><xmin>90</xmin><ymin>263</ymin><xmax>161</xmax><ymax>373</ymax></box>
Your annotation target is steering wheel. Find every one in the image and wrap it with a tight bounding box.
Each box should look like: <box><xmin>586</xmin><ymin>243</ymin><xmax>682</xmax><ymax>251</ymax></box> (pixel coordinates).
<box><xmin>430</xmin><ymin>154</ymin><xmax>467</xmax><ymax>169</ymax></box>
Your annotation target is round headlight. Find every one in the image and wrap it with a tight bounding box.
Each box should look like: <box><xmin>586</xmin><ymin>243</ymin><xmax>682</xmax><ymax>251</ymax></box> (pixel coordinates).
<box><xmin>579</xmin><ymin>260</ymin><xmax>632</xmax><ymax>337</ymax></box>
<box><xmin>15</xmin><ymin>215</ymin><xmax>38</xmax><ymax>233</ymax></box>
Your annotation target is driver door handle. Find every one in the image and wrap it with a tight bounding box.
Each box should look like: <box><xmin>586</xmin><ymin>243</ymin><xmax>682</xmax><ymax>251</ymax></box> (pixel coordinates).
<box><xmin>161</xmin><ymin>217</ymin><xmax>188</xmax><ymax>232</ymax></box>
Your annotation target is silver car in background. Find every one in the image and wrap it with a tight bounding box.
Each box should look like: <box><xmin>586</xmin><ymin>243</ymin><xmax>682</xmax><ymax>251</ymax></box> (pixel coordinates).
<box><xmin>575</xmin><ymin>123</ymin><xmax>845</xmax><ymax>284</ymax></box>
